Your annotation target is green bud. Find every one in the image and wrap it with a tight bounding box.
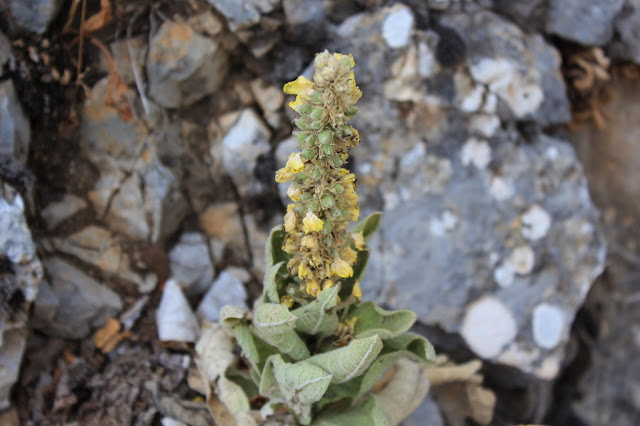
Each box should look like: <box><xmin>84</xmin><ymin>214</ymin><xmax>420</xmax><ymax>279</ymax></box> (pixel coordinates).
<box><xmin>332</xmin><ymin>156</ymin><xmax>343</xmax><ymax>167</ymax></box>
<box><xmin>295</xmin><ymin>118</ymin><xmax>310</xmax><ymax>130</ymax></box>
<box><xmin>341</xmin><ymin>56</ymin><xmax>352</xmax><ymax>67</ymax></box>
<box><xmin>323</xmin><ymin>237</ymin><xmax>333</xmax><ymax>247</ymax></box>
<box><xmin>298</xmin><ymin>104</ymin><xmax>313</xmax><ymax>115</ymax></box>
<box><xmin>318</xmin><ymin>130</ymin><xmax>333</xmax><ymax>144</ymax></box>
<box><xmin>305</xmin><ymin>134</ymin><xmax>317</xmax><ymax>145</ymax></box>
<box><xmin>330</xmin><ymin>208</ymin><xmax>342</xmax><ymax>219</ymax></box>
<box><xmin>321</xmin><ymin>194</ymin><xmax>335</xmax><ymax>209</ymax></box>
<box><xmin>310</xmin><ymin>120</ymin><xmax>324</xmax><ymax>130</ymax></box>
<box><xmin>311</xmin><ymin>91</ymin><xmax>322</xmax><ymax>103</ymax></box>
<box><xmin>333</xmin><ymin>184</ymin><xmax>344</xmax><ymax>193</ymax></box>
<box><xmin>341</xmin><ymin>126</ymin><xmax>353</xmax><ymax>136</ymax></box>
<box><xmin>346</xmin><ymin>106</ymin><xmax>358</xmax><ymax>117</ymax></box>
<box><xmin>302</xmin><ymin>148</ymin><xmax>316</xmax><ymax>160</ymax></box>
<box><xmin>308</xmin><ymin>201</ymin><xmax>319</xmax><ymax>212</ymax></box>
<box><xmin>323</xmin><ymin>220</ymin><xmax>333</xmax><ymax>234</ymax></box>
<box><xmin>295</xmin><ymin>132</ymin><xmax>308</xmax><ymax>143</ymax></box>
<box><xmin>312</xmin><ymin>168</ymin><xmax>322</xmax><ymax>180</ymax></box>
<box><xmin>301</xmin><ymin>192</ymin><xmax>312</xmax><ymax>201</ymax></box>
<box><xmin>310</xmin><ymin>108</ymin><xmax>324</xmax><ymax>121</ymax></box>
<box><xmin>294</xmin><ymin>204</ymin><xmax>307</xmax><ymax>215</ymax></box>
<box><xmin>321</xmin><ymin>144</ymin><xmax>334</xmax><ymax>156</ymax></box>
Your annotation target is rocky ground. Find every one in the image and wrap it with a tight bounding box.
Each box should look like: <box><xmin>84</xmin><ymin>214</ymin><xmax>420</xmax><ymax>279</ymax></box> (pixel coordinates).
<box><xmin>1</xmin><ymin>0</ymin><xmax>639</xmax><ymax>425</ymax></box>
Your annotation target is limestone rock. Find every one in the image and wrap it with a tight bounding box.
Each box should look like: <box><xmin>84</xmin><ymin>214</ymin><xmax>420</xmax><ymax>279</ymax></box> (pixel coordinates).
<box><xmin>206</xmin><ymin>0</ymin><xmax>278</xmax><ymax>30</ymax></box>
<box><xmin>40</xmin><ymin>194</ymin><xmax>88</xmax><ymax>230</ymax></box>
<box><xmin>169</xmin><ymin>232</ymin><xmax>216</xmax><ymax>297</ymax></box>
<box><xmin>157</xmin><ymin>279</ymin><xmax>200</xmax><ymax>343</ymax></box>
<box><xmin>611</xmin><ymin>0</ymin><xmax>640</xmax><ymax>64</ymax></box>
<box><xmin>0</xmin><ymin>81</ymin><xmax>31</xmax><ymax>165</ymax></box>
<box><xmin>147</xmin><ymin>21</ymin><xmax>229</xmax><ymax>108</ymax></box>
<box><xmin>0</xmin><ymin>186</ymin><xmax>42</xmax><ymax>410</ymax></box>
<box><xmin>546</xmin><ymin>0</ymin><xmax>625</xmax><ymax>45</ymax></box>
<box><xmin>38</xmin><ymin>257</ymin><xmax>122</xmax><ymax>339</ymax></box>
<box><xmin>364</xmin><ymin>134</ymin><xmax>606</xmax><ymax>379</ymax></box>
<box><xmin>6</xmin><ymin>0</ymin><xmax>64</xmax><ymax>34</ymax></box>
<box><xmin>196</xmin><ymin>270</ymin><xmax>248</xmax><ymax>322</ymax></box>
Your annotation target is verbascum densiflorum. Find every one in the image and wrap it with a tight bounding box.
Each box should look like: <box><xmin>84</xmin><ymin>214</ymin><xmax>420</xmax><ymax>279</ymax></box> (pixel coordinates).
<box><xmin>276</xmin><ymin>51</ymin><xmax>365</xmax><ymax>299</ymax></box>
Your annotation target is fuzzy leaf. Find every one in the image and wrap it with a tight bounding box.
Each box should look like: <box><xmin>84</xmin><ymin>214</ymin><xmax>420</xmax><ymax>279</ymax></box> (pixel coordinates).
<box><xmin>383</xmin><ymin>332</ymin><xmax>436</xmax><ymax>363</ymax></box>
<box><xmin>349</xmin><ymin>302</ymin><xmax>416</xmax><ymax>340</ymax></box>
<box><xmin>262</xmin><ymin>261</ymin><xmax>287</xmax><ymax>304</ymax></box>
<box><xmin>313</xmin><ymin>395</ymin><xmax>390</xmax><ymax>426</ymax></box>
<box><xmin>356</xmin><ymin>349</ymin><xmax>427</xmax><ymax>400</ymax></box>
<box><xmin>219</xmin><ymin>304</ymin><xmax>248</xmax><ymax>325</ymax></box>
<box><xmin>292</xmin><ymin>284</ymin><xmax>341</xmax><ymax>336</ymax></box>
<box><xmin>315</xmin><ymin>377</ymin><xmax>362</xmax><ymax>410</ymax></box>
<box><xmin>195</xmin><ymin>323</ymin><xmax>236</xmax><ymax>384</ymax></box>
<box><xmin>251</xmin><ymin>325</ymin><xmax>310</xmax><ymax>361</ymax></box>
<box><xmin>260</xmin><ymin>355</ymin><xmax>332</xmax><ymax>425</ymax></box>
<box><xmin>254</xmin><ymin>303</ymin><xmax>298</xmax><ymax>336</ymax></box>
<box><xmin>306</xmin><ymin>335</ymin><xmax>383</xmax><ymax>384</ymax></box>
<box><xmin>374</xmin><ymin>358</ymin><xmax>430</xmax><ymax>426</ymax></box>
<box><xmin>338</xmin><ymin>249</ymin><xmax>370</xmax><ymax>300</ymax></box>
<box><xmin>349</xmin><ymin>212</ymin><xmax>382</xmax><ymax>242</ymax></box>
<box><xmin>266</xmin><ymin>225</ymin><xmax>288</xmax><ymax>267</ymax></box>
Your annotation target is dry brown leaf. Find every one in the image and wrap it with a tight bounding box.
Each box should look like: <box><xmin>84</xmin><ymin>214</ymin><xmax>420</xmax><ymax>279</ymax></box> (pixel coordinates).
<box><xmin>94</xmin><ymin>317</ymin><xmax>121</xmax><ymax>350</ymax></box>
<box><xmin>81</xmin><ymin>0</ymin><xmax>112</xmax><ymax>33</ymax></box>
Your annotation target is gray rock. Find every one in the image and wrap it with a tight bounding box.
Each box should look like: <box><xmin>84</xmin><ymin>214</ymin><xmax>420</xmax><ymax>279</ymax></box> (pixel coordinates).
<box><xmin>611</xmin><ymin>0</ymin><xmax>640</xmax><ymax>64</ymax></box>
<box><xmin>402</xmin><ymin>396</ymin><xmax>444</xmax><ymax>426</ymax></box>
<box><xmin>51</xmin><ymin>226</ymin><xmax>157</xmax><ymax>294</ymax></box>
<box><xmin>157</xmin><ymin>279</ymin><xmax>200</xmax><ymax>343</ymax></box>
<box><xmin>283</xmin><ymin>0</ymin><xmax>326</xmax><ymax>24</ymax></box>
<box><xmin>40</xmin><ymin>257</ymin><xmax>122</xmax><ymax>339</ymax></box>
<box><xmin>443</xmin><ymin>10</ymin><xmax>571</xmax><ymax>125</ymax></box>
<box><xmin>213</xmin><ymin>108</ymin><xmax>271</xmax><ymax>198</ymax></box>
<box><xmin>546</xmin><ymin>0</ymin><xmax>625</xmax><ymax>45</ymax></box>
<box><xmin>197</xmin><ymin>270</ymin><xmax>248</xmax><ymax>322</ymax></box>
<box><xmin>0</xmin><ymin>80</ymin><xmax>31</xmax><ymax>165</ymax></box>
<box><xmin>147</xmin><ymin>21</ymin><xmax>229</xmax><ymax>108</ymax></box>
<box><xmin>31</xmin><ymin>280</ymin><xmax>59</xmax><ymax>331</ymax></box>
<box><xmin>0</xmin><ymin>32</ymin><xmax>13</xmax><ymax>77</ymax></box>
<box><xmin>97</xmin><ymin>36</ymin><xmax>148</xmax><ymax>85</ymax></box>
<box><xmin>103</xmin><ymin>172</ymin><xmax>149</xmax><ymax>240</ymax></box>
<box><xmin>40</xmin><ymin>194</ymin><xmax>88</xmax><ymax>230</ymax></box>
<box><xmin>142</xmin><ymin>161</ymin><xmax>188</xmax><ymax>243</ymax></box>
<box><xmin>6</xmin><ymin>0</ymin><xmax>64</xmax><ymax>34</ymax></box>
<box><xmin>0</xmin><ymin>186</ymin><xmax>42</xmax><ymax>410</ymax></box>
<box><xmin>492</xmin><ymin>0</ymin><xmax>547</xmax><ymax>31</ymax></box>
<box><xmin>207</xmin><ymin>0</ymin><xmax>278</xmax><ymax>30</ymax></box>
<box><xmin>169</xmin><ymin>232</ymin><xmax>216</xmax><ymax>297</ymax></box>
<box><xmin>364</xmin><ymin>134</ymin><xmax>606</xmax><ymax>379</ymax></box>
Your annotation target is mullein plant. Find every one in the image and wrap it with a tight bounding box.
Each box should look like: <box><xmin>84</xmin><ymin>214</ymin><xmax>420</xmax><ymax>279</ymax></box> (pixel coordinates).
<box><xmin>196</xmin><ymin>51</ymin><xmax>436</xmax><ymax>426</ymax></box>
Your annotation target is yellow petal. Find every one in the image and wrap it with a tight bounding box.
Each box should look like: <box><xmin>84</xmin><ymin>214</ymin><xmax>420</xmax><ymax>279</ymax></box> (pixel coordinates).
<box><xmin>350</xmin><ymin>206</ymin><xmax>360</xmax><ymax>221</ymax></box>
<box><xmin>321</xmin><ymin>279</ymin><xmax>334</xmax><ymax>290</ymax></box>
<box><xmin>352</xmin><ymin>282</ymin><xmax>362</xmax><ymax>302</ymax></box>
<box><xmin>306</xmin><ymin>280</ymin><xmax>320</xmax><ymax>297</ymax></box>
<box><xmin>283</xmin><ymin>236</ymin><xmax>298</xmax><ymax>253</ymax></box>
<box><xmin>334</xmin><ymin>53</ymin><xmax>355</xmax><ymax>67</ymax></box>
<box><xmin>283</xmin><ymin>76</ymin><xmax>315</xmax><ymax>95</ymax></box>
<box><xmin>302</xmin><ymin>212</ymin><xmax>324</xmax><ymax>234</ymax></box>
<box><xmin>284</xmin><ymin>211</ymin><xmax>297</xmax><ymax>232</ymax></box>
<box><xmin>331</xmin><ymin>258</ymin><xmax>353</xmax><ymax>278</ymax></box>
<box><xmin>301</xmin><ymin>235</ymin><xmax>318</xmax><ymax>249</ymax></box>
<box><xmin>285</xmin><ymin>153</ymin><xmax>305</xmax><ymax>173</ymax></box>
<box><xmin>280</xmin><ymin>295</ymin><xmax>294</xmax><ymax>308</ymax></box>
<box><xmin>352</xmin><ymin>231</ymin><xmax>365</xmax><ymax>251</ymax></box>
<box><xmin>340</xmin><ymin>246</ymin><xmax>358</xmax><ymax>265</ymax></box>
<box><xmin>275</xmin><ymin>168</ymin><xmax>294</xmax><ymax>183</ymax></box>
<box><xmin>298</xmin><ymin>262</ymin><xmax>312</xmax><ymax>279</ymax></box>
<box><xmin>287</xmin><ymin>185</ymin><xmax>302</xmax><ymax>202</ymax></box>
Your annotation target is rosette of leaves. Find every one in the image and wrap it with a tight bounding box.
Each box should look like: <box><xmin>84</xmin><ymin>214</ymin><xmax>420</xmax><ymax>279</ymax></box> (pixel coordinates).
<box><xmin>196</xmin><ymin>214</ymin><xmax>436</xmax><ymax>425</ymax></box>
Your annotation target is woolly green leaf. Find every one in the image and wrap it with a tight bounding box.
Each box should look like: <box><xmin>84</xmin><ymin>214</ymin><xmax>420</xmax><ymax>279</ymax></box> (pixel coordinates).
<box><xmin>349</xmin><ymin>302</ymin><xmax>416</xmax><ymax>340</ymax></box>
<box><xmin>306</xmin><ymin>335</ymin><xmax>383</xmax><ymax>384</ymax></box>
<box><xmin>313</xmin><ymin>395</ymin><xmax>390</xmax><ymax>426</ymax></box>
<box><xmin>349</xmin><ymin>212</ymin><xmax>382</xmax><ymax>242</ymax></box>
<box><xmin>232</xmin><ymin>322</ymin><xmax>278</xmax><ymax>372</ymax></box>
<box><xmin>254</xmin><ymin>303</ymin><xmax>298</xmax><ymax>336</ymax></box>
<box><xmin>266</xmin><ymin>225</ymin><xmax>288</xmax><ymax>267</ymax></box>
<box><xmin>251</xmin><ymin>325</ymin><xmax>310</xmax><ymax>361</ymax></box>
<box><xmin>383</xmin><ymin>332</ymin><xmax>436</xmax><ymax>363</ymax></box>
<box><xmin>218</xmin><ymin>376</ymin><xmax>252</xmax><ymax>416</ymax></box>
<box><xmin>374</xmin><ymin>358</ymin><xmax>429</xmax><ymax>426</ymax></box>
<box><xmin>260</xmin><ymin>355</ymin><xmax>333</xmax><ymax>425</ymax></box>
<box><xmin>338</xmin><ymin>249</ymin><xmax>369</xmax><ymax>300</ymax></box>
<box><xmin>219</xmin><ymin>304</ymin><xmax>248</xmax><ymax>326</ymax></box>
<box><xmin>262</xmin><ymin>261</ymin><xmax>287</xmax><ymax>304</ymax></box>
<box><xmin>292</xmin><ymin>284</ymin><xmax>341</xmax><ymax>336</ymax></box>
<box><xmin>314</xmin><ymin>377</ymin><xmax>362</xmax><ymax>410</ymax></box>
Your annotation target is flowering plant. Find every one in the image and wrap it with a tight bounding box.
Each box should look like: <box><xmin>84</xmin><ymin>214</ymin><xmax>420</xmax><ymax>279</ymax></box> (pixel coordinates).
<box><xmin>196</xmin><ymin>51</ymin><xmax>435</xmax><ymax>425</ymax></box>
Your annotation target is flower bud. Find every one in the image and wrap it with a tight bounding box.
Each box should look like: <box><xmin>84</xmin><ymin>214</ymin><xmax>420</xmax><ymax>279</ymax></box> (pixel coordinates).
<box><xmin>318</xmin><ymin>130</ymin><xmax>333</xmax><ymax>144</ymax></box>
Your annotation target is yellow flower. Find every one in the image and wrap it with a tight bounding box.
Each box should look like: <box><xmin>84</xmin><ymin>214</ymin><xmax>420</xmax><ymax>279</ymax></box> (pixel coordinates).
<box><xmin>351</xmin><ymin>231</ymin><xmax>365</xmax><ymax>251</ymax></box>
<box><xmin>283</xmin><ymin>76</ymin><xmax>315</xmax><ymax>95</ymax></box>
<box><xmin>287</xmin><ymin>185</ymin><xmax>302</xmax><ymax>202</ymax></box>
<box><xmin>322</xmin><ymin>279</ymin><xmax>334</xmax><ymax>290</ymax></box>
<box><xmin>334</xmin><ymin>53</ymin><xmax>355</xmax><ymax>67</ymax></box>
<box><xmin>302</xmin><ymin>212</ymin><xmax>324</xmax><ymax>234</ymax></box>
<box><xmin>352</xmin><ymin>282</ymin><xmax>362</xmax><ymax>302</ymax></box>
<box><xmin>306</xmin><ymin>280</ymin><xmax>320</xmax><ymax>297</ymax></box>
<box><xmin>285</xmin><ymin>153</ymin><xmax>305</xmax><ymax>173</ymax></box>
<box><xmin>283</xmin><ymin>236</ymin><xmax>298</xmax><ymax>253</ymax></box>
<box><xmin>298</xmin><ymin>261</ymin><xmax>312</xmax><ymax>279</ymax></box>
<box><xmin>339</xmin><ymin>168</ymin><xmax>349</xmax><ymax>176</ymax></box>
<box><xmin>287</xmin><ymin>203</ymin><xmax>296</xmax><ymax>213</ymax></box>
<box><xmin>275</xmin><ymin>168</ymin><xmax>294</xmax><ymax>183</ymax></box>
<box><xmin>331</xmin><ymin>258</ymin><xmax>353</xmax><ymax>278</ymax></box>
<box><xmin>341</xmin><ymin>172</ymin><xmax>356</xmax><ymax>184</ymax></box>
<box><xmin>340</xmin><ymin>246</ymin><xmax>358</xmax><ymax>265</ymax></box>
<box><xmin>284</xmin><ymin>211</ymin><xmax>297</xmax><ymax>232</ymax></box>
<box><xmin>301</xmin><ymin>235</ymin><xmax>318</xmax><ymax>249</ymax></box>
<box><xmin>280</xmin><ymin>295</ymin><xmax>294</xmax><ymax>308</ymax></box>
<box><xmin>350</xmin><ymin>206</ymin><xmax>360</xmax><ymax>221</ymax></box>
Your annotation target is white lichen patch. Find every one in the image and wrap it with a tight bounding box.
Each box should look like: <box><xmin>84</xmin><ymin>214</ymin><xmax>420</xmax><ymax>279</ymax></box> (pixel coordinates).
<box><xmin>429</xmin><ymin>210</ymin><xmax>458</xmax><ymax>237</ymax></box>
<box><xmin>521</xmin><ymin>205</ymin><xmax>552</xmax><ymax>241</ymax></box>
<box><xmin>470</xmin><ymin>57</ymin><xmax>544</xmax><ymax>118</ymax></box>
<box><xmin>532</xmin><ymin>303</ymin><xmax>565</xmax><ymax>349</ymax></box>
<box><xmin>489</xmin><ymin>175</ymin><xmax>514</xmax><ymax>201</ymax></box>
<box><xmin>461</xmin><ymin>138</ymin><xmax>491</xmax><ymax>170</ymax></box>
<box><xmin>382</xmin><ymin>5</ymin><xmax>414</xmax><ymax>48</ymax></box>
<box><xmin>470</xmin><ymin>114</ymin><xmax>500</xmax><ymax>138</ymax></box>
<box><xmin>509</xmin><ymin>245</ymin><xmax>535</xmax><ymax>275</ymax></box>
<box><xmin>461</xmin><ymin>297</ymin><xmax>517</xmax><ymax>359</ymax></box>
